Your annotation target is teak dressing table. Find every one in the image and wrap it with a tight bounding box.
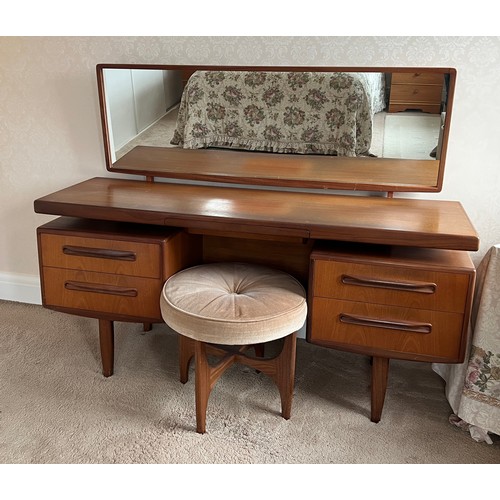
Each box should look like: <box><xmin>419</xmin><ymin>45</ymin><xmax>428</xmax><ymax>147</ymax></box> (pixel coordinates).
<box><xmin>34</xmin><ymin>65</ymin><xmax>478</xmax><ymax>423</ymax></box>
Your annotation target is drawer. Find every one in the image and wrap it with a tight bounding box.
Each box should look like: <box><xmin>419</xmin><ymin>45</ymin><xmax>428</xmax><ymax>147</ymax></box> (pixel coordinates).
<box><xmin>388</xmin><ymin>102</ymin><xmax>441</xmax><ymax>114</ymax></box>
<box><xmin>312</xmin><ymin>259</ymin><xmax>469</xmax><ymax>313</ymax></box>
<box><xmin>40</xmin><ymin>233</ymin><xmax>161</xmax><ymax>278</ymax></box>
<box><xmin>310</xmin><ymin>297</ymin><xmax>463</xmax><ymax>360</ymax></box>
<box><xmin>392</xmin><ymin>73</ymin><xmax>444</xmax><ymax>86</ymax></box>
<box><xmin>41</xmin><ymin>267</ymin><xmax>163</xmax><ymax>320</ymax></box>
<box><xmin>389</xmin><ymin>84</ymin><xmax>442</xmax><ymax>104</ymax></box>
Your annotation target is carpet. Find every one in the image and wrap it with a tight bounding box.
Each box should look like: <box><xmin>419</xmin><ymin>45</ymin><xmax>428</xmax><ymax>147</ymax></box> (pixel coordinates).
<box><xmin>1</xmin><ymin>300</ymin><xmax>498</xmax><ymax>464</ymax></box>
<box><xmin>369</xmin><ymin>111</ymin><xmax>385</xmax><ymax>157</ymax></box>
<box><xmin>116</xmin><ymin>107</ymin><xmax>179</xmax><ymax>160</ymax></box>
<box><xmin>383</xmin><ymin>113</ymin><xmax>441</xmax><ymax>160</ymax></box>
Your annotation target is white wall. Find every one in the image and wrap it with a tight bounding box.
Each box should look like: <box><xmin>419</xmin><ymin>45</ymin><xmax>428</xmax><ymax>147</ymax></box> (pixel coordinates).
<box><xmin>1</xmin><ymin>36</ymin><xmax>499</xmax><ymax>304</ymax></box>
<box><xmin>104</xmin><ymin>68</ymin><xmax>138</xmax><ymax>153</ymax></box>
<box><xmin>104</xmin><ymin>68</ymin><xmax>170</xmax><ymax>154</ymax></box>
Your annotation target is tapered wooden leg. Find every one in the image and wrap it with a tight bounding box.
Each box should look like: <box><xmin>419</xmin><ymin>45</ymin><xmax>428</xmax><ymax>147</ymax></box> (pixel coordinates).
<box><xmin>371</xmin><ymin>356</ymin><xmax>390</xmax><ymax>423</ymax></box>
<box><xmin>275</xmin><ymin>333</ymin><xmax>297</xmax><ymax>420</ymax></box>
<box><xmin>98</xmin><ymin>319</ymin><xmax>114</xmax><ymax>377</ymax></box>
<box><xmin>234</xmin><ymin>332</ymin><xmax>298</xmax><ymax>419</ymax></box>
<box><xmin>143</xmin><ymin>322</ymin><xmax>152</xmax><ymax>332</ymax></box>
<box><xmin>179</xmin><ymin>334</ymin><xmax>195</xmax><ymax>384</ymax></box>
<box><xmin>195</xmin><ymin>341</ymin><xmax>211</xmax><ymax>434</ymax></box>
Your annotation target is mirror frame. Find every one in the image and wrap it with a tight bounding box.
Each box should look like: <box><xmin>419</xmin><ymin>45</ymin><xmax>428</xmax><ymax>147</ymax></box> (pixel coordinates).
<box><xmin>96</xmin><ymin>64</ymin><xmax>456</xmax><ymax>193</ymax></box>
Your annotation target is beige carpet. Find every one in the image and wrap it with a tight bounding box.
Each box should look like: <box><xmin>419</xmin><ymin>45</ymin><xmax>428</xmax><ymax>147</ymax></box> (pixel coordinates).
<box><xmin>115</xmin><ymin>107</ymin><xmax>179</xmax><ymax>160</ymax></box>
<box><xmin>383</xmin><ymin>113</ymin><xmax>441</xmax><ymax>160</ymax></box>
<box><xmin>369</xmin><ymin>111</ymin><xmax>385</xmax><ymax>157</ymax></box>
<box><xmin>1</xmin><ymin>299</ymin><xmax>498</xmax><ymax>464</ymax></box>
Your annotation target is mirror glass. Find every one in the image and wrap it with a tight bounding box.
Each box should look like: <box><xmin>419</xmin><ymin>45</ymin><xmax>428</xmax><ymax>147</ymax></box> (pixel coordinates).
<box><xmin>97</xmin><ymin>64</ymin><xmax>455</xmax><ymax>192</ymax></box>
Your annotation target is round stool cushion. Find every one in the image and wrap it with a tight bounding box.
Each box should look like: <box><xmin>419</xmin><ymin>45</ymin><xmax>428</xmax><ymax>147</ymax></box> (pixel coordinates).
<box><xmin>160</xmin><ymin>262</ymin><xmax>307</xmax><ymax>345</ymax></box>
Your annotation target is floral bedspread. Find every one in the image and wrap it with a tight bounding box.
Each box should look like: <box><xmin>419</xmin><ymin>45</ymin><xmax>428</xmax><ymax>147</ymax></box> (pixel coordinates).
<box><xmin>171</xmin><ymin>70</ymin><xmax>379</xmax><ymax>156</ymax></box>
<box><xmin>433</xmin><ymin>245</ymin><xmax>500</xmax><ymax>441</ymax></box>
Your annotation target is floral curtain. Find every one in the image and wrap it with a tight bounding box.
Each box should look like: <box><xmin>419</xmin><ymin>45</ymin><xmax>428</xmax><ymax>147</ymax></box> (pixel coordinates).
<box><xmin>433</xmin><ymin>245</ymin><xmax>500</xmax><ymax>443</ymax></box>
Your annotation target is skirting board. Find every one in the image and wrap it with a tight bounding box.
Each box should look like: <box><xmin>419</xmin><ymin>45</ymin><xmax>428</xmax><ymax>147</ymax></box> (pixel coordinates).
<box><xmin>0</xmin><ymin>272</ymin><xmax>41</xmax><ymax>305</ymax></box>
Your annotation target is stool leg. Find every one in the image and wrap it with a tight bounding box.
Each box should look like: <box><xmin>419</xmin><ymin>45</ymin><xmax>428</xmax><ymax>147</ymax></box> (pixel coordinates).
<box><xmin>179</xmin><ymin>334</ymin><xmax>195</xmax><ymax>384</ymax></box>
<box><xmin>253</xmin><ymin>343</ymin><xmax>265</xmax><ymax>357</ymax></box>
<box><xmin>233</xmin><ymin>332</ymin><xmax>298</xmax><ymax>420</ymax></box>
<box><xmin>195</xmin><ymin>341</ymin><xmax>211</xmax><ymax>434</ymax></box>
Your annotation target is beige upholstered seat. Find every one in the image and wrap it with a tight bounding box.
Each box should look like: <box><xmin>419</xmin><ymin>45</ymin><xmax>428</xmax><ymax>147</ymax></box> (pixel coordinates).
<box><xmin>160</xmin><ymin>262</ymin><xmax>307</xmax><ymax>433</ymax></box>
<box><xmin>161</xmin><ymin>262</ymin><xmax>307</xmax><ymax>344</ymax></box>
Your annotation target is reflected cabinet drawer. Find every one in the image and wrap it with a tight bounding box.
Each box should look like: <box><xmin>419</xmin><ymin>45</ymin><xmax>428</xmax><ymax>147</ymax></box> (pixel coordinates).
<box><xmin>389</xmin><ymin>72</ymin><xmax>444</xmax><ymax>114</ymax></box>
<box><xmin>388</xmin><ymin>84</ymin><xmax>442</xmax><ymax>105</ymax></box>
<box><xmin>308</xmin><ymin>245</ymin><xmax>475</xmax><ymax>362</ymax></box>
<box><xmin>391</xmin><ymin>72</ymin><xmax>444</xmax><ymax>86</ymax></box>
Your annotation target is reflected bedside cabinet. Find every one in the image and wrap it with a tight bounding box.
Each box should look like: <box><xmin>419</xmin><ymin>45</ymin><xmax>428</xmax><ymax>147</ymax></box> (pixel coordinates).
<box><xmin>389</xmin><ymin>72</ymin><xmax>444</xmax><ymax>113</ymax></box>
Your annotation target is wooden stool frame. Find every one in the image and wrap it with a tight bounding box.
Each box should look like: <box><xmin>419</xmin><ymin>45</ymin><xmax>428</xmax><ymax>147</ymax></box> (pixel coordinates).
<box><xmin>179</xmin><ymin>333</ymin><xmax>298</xmax><ymax>433</ymax></box>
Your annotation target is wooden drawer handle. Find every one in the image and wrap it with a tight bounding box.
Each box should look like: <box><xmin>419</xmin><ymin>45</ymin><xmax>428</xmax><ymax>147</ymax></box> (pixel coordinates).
<box><xmin>62</xmin><ymin>245</ymin><xmax>136</xmax><ymax>261</ymax></box>
<box><xmin>339</xmin><ymin>313</ymin><xmax>432</xmax><ymax>334</ymax></box>
<box><xmin>341</xmin><ymin>274</ymin><xmax>436</xmax><ymax>294</ymax></box>
<box><xmin>64</xmin><ymin>281</ymin><xmax>138</xmax><ymax>297</ymax></box>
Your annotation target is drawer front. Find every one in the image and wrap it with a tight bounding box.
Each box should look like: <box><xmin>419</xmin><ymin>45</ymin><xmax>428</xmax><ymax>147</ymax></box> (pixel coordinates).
<box><xmin>392</xmin><ymin>73</ymin><xmax>444</xmax><ymax>86</ymax></box>
<box><xmin>42</xmin><ymin>267</ymin><xmax>162</xmax><ymax>320</ymax></box>
<box><xmin>40</xmin><ymin>233</ymin><xmax>161</xmax><ymax>278</ymax></box>
<box><xmin>312</xmin><ymin>259</ymin><xmax>469</xmax><ymax>313</ymax></box>
<box><xmin>310</xmin><ymin>297</ymin><xmax>463</xmax><ymax>359</ymax></box>
<box><xmin>390</xmin><ymin>84</ymin><xmax>442</xmax><ymax>104</ymax></box>
<box><xmin>388</xmin><ymin>103</ymin><xmax>441</xmax><ymax>114</ymax></box>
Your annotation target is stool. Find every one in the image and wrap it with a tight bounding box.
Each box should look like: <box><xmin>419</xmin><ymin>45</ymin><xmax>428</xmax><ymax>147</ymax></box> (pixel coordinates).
<box><xmin>160</xmin><ymin>262</ymin><xmax>307</xmax><ymax>433</ymax></box>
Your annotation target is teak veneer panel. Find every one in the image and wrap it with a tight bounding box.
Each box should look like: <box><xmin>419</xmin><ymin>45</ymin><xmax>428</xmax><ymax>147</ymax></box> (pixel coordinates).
<box><xmin>312</xmin><ymin>259</ymin><xmax>470</xmax><ymax>313</ymax></box>
<box><xmin>113</xmin><ymin>146</ymin><xmax>440</xmax><ymax>192</ymax></box>
<box><xmin>40</xmin><ymin>233</ymin><xmax>162</xmax><ymax>278</ymax></box>
<box><xmin>202</xmin><ymin>235</ymin><xmax>313</xmax><ymax>286</ymax></box>
<box><xmin>310</xmin><ymin>298</ymin><xmax>465</xmax><ymax>361</ymax></box>
<box><xmin>42</xmin><ymin>267</ymin><xmax>163</xmax><ymax>321</ymax></box>
<box><xmin>34</xmin><ymin>177</ymin><xmax>479</xmax><ymax>251</ymax></box>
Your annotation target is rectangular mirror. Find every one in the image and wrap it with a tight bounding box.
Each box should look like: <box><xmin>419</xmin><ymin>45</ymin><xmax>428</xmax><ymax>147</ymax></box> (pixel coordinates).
<box><xmin>97</xmin><ymin>64</ymin><xmax>456</xmax><ymax>193</ymax></box>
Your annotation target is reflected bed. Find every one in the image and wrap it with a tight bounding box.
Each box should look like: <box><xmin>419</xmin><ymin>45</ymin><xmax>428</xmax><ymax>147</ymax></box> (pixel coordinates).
<box><xmin>171</xmin><ymin>70</ymin><xmax>386</xmax><ymax>157</ymax></box>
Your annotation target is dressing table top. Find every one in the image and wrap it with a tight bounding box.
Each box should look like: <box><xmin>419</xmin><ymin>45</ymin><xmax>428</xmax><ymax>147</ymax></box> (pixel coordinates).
<box><xmin>34</xmin><ymin>177</ymin><xmax>479</xmax><ymax>251</ymax></box>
